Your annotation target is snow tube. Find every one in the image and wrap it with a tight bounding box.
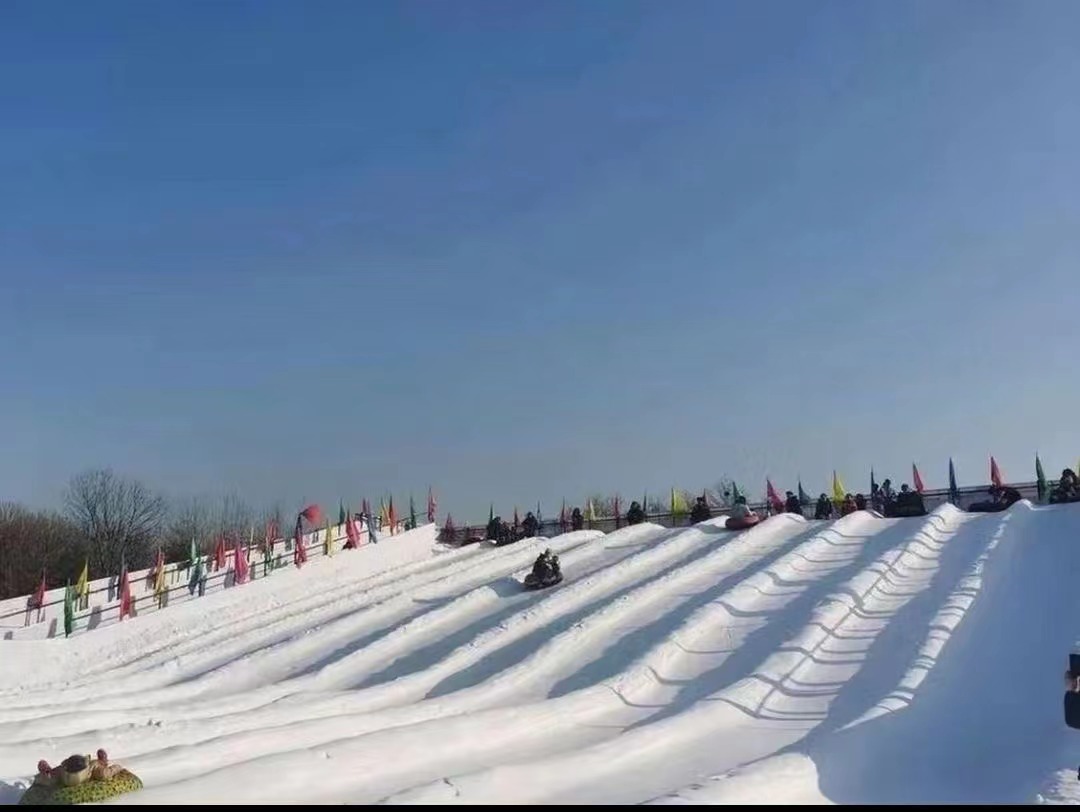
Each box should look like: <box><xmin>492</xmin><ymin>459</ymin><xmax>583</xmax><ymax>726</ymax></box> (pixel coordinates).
<box><xmin>967</xmin><ymin>501</ymin><xmax>1006</xmax><ymax>514</ymax></box>
<box><xmin>725</xmin><ymin>515</ymin><xmax>760</xmax><ymax>531</ymax></box>
<box><xmin>884</xmin><ymin>505</ymin><xmax>928</xmax><ymax>518</ymax></box>
<box><xmin>18</xmin><ymin>771</ymin><xmax>142</xmax><ymax>806</ymax></box>
<box><xmin>523</xmin><ymin>570</ymin><xmax>563</xmax><ymax>590</ymax></box>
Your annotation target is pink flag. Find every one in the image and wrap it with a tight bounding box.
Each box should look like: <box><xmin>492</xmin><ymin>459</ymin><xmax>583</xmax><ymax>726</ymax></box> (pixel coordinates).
<box><xmin>263</xmin><ymin>519</ymin><xmax>278</xmax><ymax>556</ymax></box>
<box><xmin>344</xmin><ymin>513</ymin><xmax>359</xmax><ymax>549</ymax></box>
<box><xmin>766</xmin><ymin>479</ymin><xmax>785</xmax><ymax>513</ymax></box>
<box><xmin>299</xmin><ymin>504</ymin><xmax>322</xmax><ymax>525</ymax></box>
<box><xmin>118</xmin><ymin>568</ymin><xmax>132</xmax><ymax>620</ymax></box>
<box><xmin>293</xmin><ymin>517</ymin><xmax>308</xmax><ymax>568</ymax></box>
<box><xmin>213</xmin><ymin>536</ymin><xmax>227</xmax><ymax>571</ymax></box>
<box><xmin>233</xmin><ymin>545</ymin><xmax>249</xmax><ymax>584</ymax></box>
<box><xmin>912</xmin><ymin>463</ymin><xmax>925</xmax><ymax>493</ymax></box>
<box><xmin>990</xmin><ymin>456</ymin><xmax>1003</xmax><ymax>488</ymax></box>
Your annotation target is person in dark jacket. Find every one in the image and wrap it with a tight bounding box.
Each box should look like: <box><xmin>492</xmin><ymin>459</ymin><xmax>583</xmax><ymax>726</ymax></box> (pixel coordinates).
<box><xmin>689</xmin><ymin>496</ymin><xmax>711</xmax><ymax>524</ymax></box>
<box><xmin>570</xmin><ymin>507</ymin><xmax>584</xmax><ymax>531</ymax></box>
<box><xmin>854</xmin><ymin>493</ymin><xmax>867</xmax><ymax>511</ymax></box>
<box><xmin>784</xmin><ymin>491</ymin><xmax>802</xmax><ymax>515</ymax></box>
<box><xmin>1053</xmin><ymin>469</ymin><xmax>1080</xmax><ymax>503</ymax></box>
<box><xmin>521</xmin><ymin>511</ymin><xmax>540</xmax><ymax>538</ymax></box>
<box><xmin>815</xmin><ymin>494</ymin><xmax>832</xmax><ymax>520</ymax></box>
<box><xmin>839</xmin><ymin>493</ymin><xmax>858</xmax><ymax>516</ymax></box>
<box><xmin>626</xmin><ymin>501</ymin><xmax>646</xmax><ymax>526</ymax></box>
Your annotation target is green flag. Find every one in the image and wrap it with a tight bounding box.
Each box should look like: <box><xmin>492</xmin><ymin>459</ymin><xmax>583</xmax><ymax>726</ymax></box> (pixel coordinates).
<box><xmin>338</xmin><ymin>502</ymin><xmax>346</xmax><ymax>525</ymax></box>
<box><xmin>1036</xmin><ymin>454</ymin><xmax>1048</xmax><ymax>503</ymax></box>
<box><xmin>797</xmin><ymin>480</ymin><xmax>811</xmax><ymax>506</ymax></box>
<box><xmin>730</xmin><ymin>481</ymin><xmax>742</xmax><ymax>503</ymax></box>
<box><xmin>410</xmin><ymin>494</ymin><xmax>417</xmax><ymax>530</ymax></box>
<box><xmin>489</xmin><ymin>503</ymin><xmax>495</xmax><ymax>524</ymax></box>
<box><xmin>63</xmin><ymin>582</ymin><xmax>74</xmax><ymax>638</ymax></box>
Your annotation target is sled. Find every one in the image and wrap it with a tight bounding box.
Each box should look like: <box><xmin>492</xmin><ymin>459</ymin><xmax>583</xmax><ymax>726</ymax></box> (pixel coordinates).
<box><xmin>523</xmin><ymin>571</ymin><xmax>563</xmax><ymax>590</ymax></box>
<box><xmin>18</xmin><ymin>770</ymin><xmax>142</xmax><ymax>806</ymax></box>
<box><xmin>725</xmin><ymin>515</ymin><xmax>760</xmax><ymax>531</ymax></box>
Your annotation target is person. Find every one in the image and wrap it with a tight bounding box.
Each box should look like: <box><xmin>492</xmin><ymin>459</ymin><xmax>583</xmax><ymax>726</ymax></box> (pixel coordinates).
<box><xmin>522</xmin><ymin>511</ymin><xmax>540</xmax><ymax>538</ymax></box>
<box><xmin>879</xmin><ymin>478</ymin><xmax>896</xmax><ymax>509</ymax></box>
<box><xmin>1053</xmin><ymin>469</ymin><xmax>1080</xmax><ymax>503</ymax></box>
<box><xmin>784</xmin><ymin>491</ymin><xmax>802</xmax><ymax>515</ymax></box>
<box><xmin>840</xmin><ymin>493</ymin><xmax>857</xmax><ymax>516</ymax></box>
<box><xmin>854</xmin><ymin>493</ymin><xmax>867</xmax><ymax>511</ymax></box>
<box><xmin>570</xmin><ymin>507</ymin><xmax>584</xmax><ymax>531</ymax></box>
<box><xmin>626</xmin><ymin>501</ymin><xmax>646</xmax><ymax>525</ymax></box>
<box><xmin>690</xmin><ymin>496</ymin><xmax>711</xmax><ymax>524</ymax></box>
<box><xmin>531</xmin><ymin>548</ymin><xmax>561</xmax><ymax>582</ymax></box>
<box><xmin>995</xmin><ymin>484</ymin><xmax>1022</xmax><ymax>508</ymax></box>
<box><xmin>729</xmin><ymin>495</ymin><xmax>755</xmax><ymax>521</ymax></box>
<box><xmin>887</xmin><ymin>483</ymin><xmax>926</xmax><ymax>517</ymax></box>
<box><xmin>815</xmin><ymin>493</ymin><xmax>833</xmax><ymax>520</ymax></box>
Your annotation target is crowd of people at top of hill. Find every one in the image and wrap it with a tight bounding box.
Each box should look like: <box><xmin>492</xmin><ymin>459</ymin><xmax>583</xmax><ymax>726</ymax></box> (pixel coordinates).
<box><xmin>1053</xmin><ymin>469</ymin><xmax>1080</xmax><ymax>503</ymax></box>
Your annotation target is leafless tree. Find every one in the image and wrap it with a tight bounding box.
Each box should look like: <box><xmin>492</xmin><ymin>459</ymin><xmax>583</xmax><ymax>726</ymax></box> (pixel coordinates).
<box><xmin>0</xmin><ymin>503</ymin><xmax>84</xmax><ymax>600</ymax></box>
<box><xmin>65</xmin><ymin>469</ymin><xmax>166</xmax><ymax>575</ymax></box>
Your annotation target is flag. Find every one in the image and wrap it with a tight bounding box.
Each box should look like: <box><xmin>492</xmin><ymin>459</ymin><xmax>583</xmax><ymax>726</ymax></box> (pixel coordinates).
<box><xmin>234</xmin><ymin>543</ymin><xmax>250</xmax><ymax>584</ymax></box>
<box><xmin>912</xmin><ymin>463</ymin><xmax>925</xmax><ymax>494</ymax></box>
<box><xmin>559</xmin><ymin>501</ymin><xmax>568</xmax><ymax>531</ymax></box>
<box><xmin>188</xmin><ymin>548</ymin><xmax>204</xmax><ymax>596</ymax></box>
<box><xmin>345</xmin><ymin>509</ymin><xmax>359</xmax><ymax>549</ymax></box>
<box><xmin>118</xmin><ymin>560</ymin><xmax>132</xmax><ymax>620</ymax></box>
<box><xmin>379</xmin><ymin>499</ymin><xmax>389</xmax><ymax>531</ymax></box>
<box><xmin>642</xmin><ymin>491</ymin><xmax>649</xmax><ymax>519</ymax></box>
<box><xmin>797</xmin><ymin>480</ymin><xmax>811</xmax><ymax>507</ymax></box>
<box><xmin>730</xmin><ymin>481</ymin><xmax>743</xmax><ymax>503</ymax></box>
<box><xmin>870</xmin><ymin>468</ymin><xmax>878</xmax><ymax>495</ymax></box>
<box><xmin>537</xmin><ymin>500</ymin><xmax>542</xmax><ymax>527</ymax></box>
<box><xmin>388</xmin><ymin>496</ymin><xmax>398</xmax><ymax>534</ymax></box>
<box><xmin>75</xmin><ymin>559</ymin><xmax>89</xmax><ymax>607</ymax></box>
<box><xmin>671</xmin><ymin>488</ymin><xmax>687</xmax><ymax>518</ymax></box>
<box><xmin>153</xmin><ymin>548</ymin><xmax>166</xmax><ymax>602</ymax></box>
<box><xmin>409</xmin><ymin>494</ymin><xmax>417</xmax><ymax>530</ymax></box>
<box><xmin>213</xmin><ymin>536</ymin><xmax>227</xmax><ymax>572</ymax></box>
<box><xmin>324</xmin><ymin>517</ymin><xmax>334</xmax><ymax>557</ymax></box>
<box><xmin>300</xmin><ymin>504</ymin><xmax>322</xmax><ymax>525</ymax></box>
<box><xmin>513</xmin><ymin>506</ymin><xmax>520</xmax><ymax>531</ymax></box>
<box><xmin>832</xmin><ymin>471</ymin><xmax>846</xmax><ymax>503</ymax></box>
<box><xmin>362</xmin><ymin>498</ymin><xmax>370</xmax><ymax>518</ymax></box>
<box><xmin>586</xmin><ymin>498</ymin><xmax>598</xmax><ymax>524</ymax></box>
<box><xmin>990</xmin><ymin>456</ymin><xmax>1003</xmax><ymax>488</ymax></box>
<box><xmin>293</xmin><ymin>516</ymin><xmax>308</xmax><ymax>567</ymax></box>
<box><xmin>948</xmin><ymin>458</ymin><xmax>960</xmax><ymax>505</ymax></box>
<box><xmin>32</xmin><ymin>572</ymin><xmax>46</xmax><ymax>611</ymax></box>
<box><xmin>443</xmin><ymin>514</ymin><xmax>455</xmax><ymax>543</ymax></box>
<box><xmin>338</xmin><ymin>502</ymin><xmax>346</xmax><ymax>525</ymax></box>
<box><xmin>766</xmin><ymin>479</ymin><xmax>784</xmax><ymax>513</ymax></box>
<box><xmin>1036</xmin><ymin>454</ymin><xmax>1048</xmax><ymax>503</ymax></box>
<box><xmin>614</xmin><ymin>494</ymin><xmax>622</xmax><ymax>528</ymax></box>
<box><xmin>427</xmin><ymin>488</ymin><xmax>437</xmax><ymax>523</ymax></box>
<box><xmin>63</xmin><ymin>582</ymin><xmax>75</xmax><ymax>637</ymax></box>
<box><xmin>264</xmin><ymin>520</ymin><xmax>277</xmax><ymax>556</ymax></box>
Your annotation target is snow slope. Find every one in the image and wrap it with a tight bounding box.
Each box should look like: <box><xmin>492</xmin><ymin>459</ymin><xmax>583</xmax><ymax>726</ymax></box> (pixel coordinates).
<box><xmin>2</xmin><ymin>503</ymin><xmax>1079</xmax><ymax>804</ymax></box>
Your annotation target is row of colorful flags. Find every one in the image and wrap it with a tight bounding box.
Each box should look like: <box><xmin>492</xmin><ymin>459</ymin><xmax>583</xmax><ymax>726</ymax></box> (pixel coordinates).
<box><xmin>37</xmin><ymin>488</ymin><xmax>439</xmax><ymax>637</ymax></box>
<box><xmin>460</xmin><ymin>454</ymin><xmax>1076</xmax><ymax>533</ymax></box>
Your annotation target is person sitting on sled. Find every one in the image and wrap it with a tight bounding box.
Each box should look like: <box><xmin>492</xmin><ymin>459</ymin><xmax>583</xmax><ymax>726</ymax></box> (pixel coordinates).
<box><xmin>729</xmin><ymin>495</ymin><xmax>756</xmax><ymax>521</ymax></box>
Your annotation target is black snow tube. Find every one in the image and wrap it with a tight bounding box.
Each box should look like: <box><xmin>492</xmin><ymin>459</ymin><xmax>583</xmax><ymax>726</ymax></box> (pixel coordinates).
<box><xmin>523</xmin><ymin>570</ymin><xmax>563</xmax><ymax>590</ymax></box>
<box><xmin>967</xmin><ymin>501</ymin><xmax>1007</xmax><ymax>514</ymax></box>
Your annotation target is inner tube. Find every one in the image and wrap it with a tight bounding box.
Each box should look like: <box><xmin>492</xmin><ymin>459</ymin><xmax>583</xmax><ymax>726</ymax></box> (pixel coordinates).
<box><xmin>725</xmin><ymin>515</ymin><xmax>760</xmax><ymax>531</ymax></box>
<box><xmin>967</xmin><ymin>501</ymin><xmax>1006</xmax><ymax>514</ymax></box>
<box><xmin>523</xmin><ymin>571</ymin><xmax>563</xmax><ymax>590</ymax></box>
<box><xmin>18</xmin><ymin>770</ymin><xmax>142</xmax><ymax>806</ymax></box>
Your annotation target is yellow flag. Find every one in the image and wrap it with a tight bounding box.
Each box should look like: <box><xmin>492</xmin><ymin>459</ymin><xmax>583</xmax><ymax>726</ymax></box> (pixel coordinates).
<box><xmin>671</xmin><ymin>488</ymin><xmax>687</xmax><ymax>517</ymax></box>
<box><xmin>324</xmin><ymin>518</ymin><xmax>334</xmax><ymax>557</ymax></box>
<box><xmin>75</xmin><ymin>559</ymin><xmax>89</xmax><ymax>603</ymax></box>
<box><xmin>832</xmin><ymin>471</ymin><xmax>846</xmax><ymax>503</ymax></box>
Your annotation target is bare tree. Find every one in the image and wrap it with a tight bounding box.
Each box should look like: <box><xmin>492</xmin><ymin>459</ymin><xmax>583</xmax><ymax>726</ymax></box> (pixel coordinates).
<box><xmin>0</xmin><ymin>503</ymin><xmax>83</xmax><ymax>600</ymax></box>
<box><xmin>65</xmin><ymin>469</ymin><xmax>166</xmax><ymax>575</ymax></box>
<box><xmin>162</xmin><ymin>495</ymin><xmax>214</xmax><ymax>562</ymax></box>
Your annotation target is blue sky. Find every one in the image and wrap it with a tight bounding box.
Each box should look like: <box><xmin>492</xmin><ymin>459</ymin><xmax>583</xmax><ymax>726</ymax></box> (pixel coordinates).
<box><xmin>3</xmin><ymin>0</ymin><xmax>1079</xmax><ymax>521</ymax></box>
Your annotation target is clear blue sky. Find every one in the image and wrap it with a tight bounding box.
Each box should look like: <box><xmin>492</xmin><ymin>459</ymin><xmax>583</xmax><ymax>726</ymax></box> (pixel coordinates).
<box><xmin>3</xmin><ymin>0</ymin><xmax>1080</xmax><ymax>521</ymax></box>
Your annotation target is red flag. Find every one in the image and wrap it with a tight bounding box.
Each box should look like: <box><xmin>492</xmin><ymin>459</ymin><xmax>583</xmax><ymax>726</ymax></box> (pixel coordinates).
<box><xmin>213</xmin><ymin>536</ymin><xmax>227</xmax><ymax>571</ymax></box>
<box><xmin>912</xmin><ymin>463</ymin><xmax>925</xmax><ymax>493</ymax></box>
<box><xmin>344</xmin><ymin>513</ymin><xmax>359</xmax><ymax>549</ymax></box>
<box><xmin>299</xmin><ymin>504</ymin><xmax>322</xmax><ymax>525</ymax></box>
<box><xmin>293</xmin><ymin>517</ymin><xmax>308</xmax><ymax>567</ymax></box>
<box><xmin>263</xmin><ymin>519</ymin><xmax>278</xmax><ymax>555</ymax></box>
<box><xmin>990</xmin><ymin>456</ymin><xmax>1003</xmax><ymax>488</ymax></box>
<box><xmin>614</xmin><ymin>494</ymin><xmax>622</xmax><ymax>529</ymax></box>
<box><xmin>31</xmin><ymin>572</ymin><xmax>46</xmax><ymax>610</ymax></box>
<box><xmin>388</xmin><ymin>497</ymin><xmax>398</xmax><ymax>535</ymax></box>
<box><xmin>766</xmin><ymin>479</ymin><xmax>784</xmax><ymax>513</ymax></box>
<box><xmin>118</xmin><ymin>567</ymin><xmax>132</xmax><ymax>620</ymax></box>
<box><xmin>233</xmin><ymin>544</ymin><xmax>249</xmax><ymax>584</ymax></box>
<box><xmin>427</xmin><ymin>488</ymin><xmax>437</xmax><ymax>523</ymax></box>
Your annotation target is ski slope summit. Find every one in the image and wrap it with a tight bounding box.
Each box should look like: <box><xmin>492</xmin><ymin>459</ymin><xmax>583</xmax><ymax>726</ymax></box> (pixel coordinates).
<box><xmin>3</xmin><ymin>503</ymin><xmax>1080</xmax><ymax>805</ymax></box>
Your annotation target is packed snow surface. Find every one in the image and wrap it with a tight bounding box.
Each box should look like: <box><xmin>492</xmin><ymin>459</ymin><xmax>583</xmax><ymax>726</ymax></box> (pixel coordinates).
<box><xmin>4</xmin><ymin>504</ymin><xmax>1080</xmax><ymax>804</ymax></box>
